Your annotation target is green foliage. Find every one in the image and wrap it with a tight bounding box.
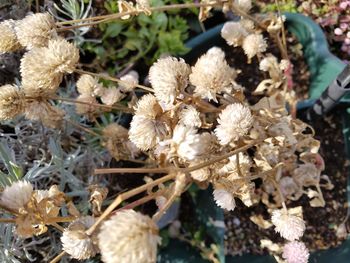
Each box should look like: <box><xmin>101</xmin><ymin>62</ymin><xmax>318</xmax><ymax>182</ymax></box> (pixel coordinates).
<box><xmin>261</xmin><ymin>0</ymin><xmax>298</xmax><ymax>13</ymax></box>
<box><xmin>83</xmin><ymin>0</ymin><xmax>194</xmax><ymax>75</ymax></box>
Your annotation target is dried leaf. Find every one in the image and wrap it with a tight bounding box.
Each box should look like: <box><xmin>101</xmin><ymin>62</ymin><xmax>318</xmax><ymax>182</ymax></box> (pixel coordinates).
<box><xmin>249</xmin><ymin>214</ymin><xmax>273</xmax><ymax>229</ymax></box>
<box><xmin>89</xmin><ymin>185</ymin><xmax>108</xmax><ymax>216</ymax></box>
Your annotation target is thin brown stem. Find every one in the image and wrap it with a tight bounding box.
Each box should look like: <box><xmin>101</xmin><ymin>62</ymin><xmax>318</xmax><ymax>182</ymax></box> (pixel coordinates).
<box><xmin>0</xmin><ymin>218</ymin><xmax>15</xmax><ymax>223</ymax></box>
<box><xmin>94</xmin><ymin>167</ymin><xmax>174</xmax><ymax>175</ymax></box>
<box><xmin>75</xmin><ymin>69</ymin><xmax>154</xmax><ymax>93</ymax></box>
<box><xmin>0</xmin><ymin>203</ymin><xmax>19</xmax><ymax>216</ymax></box>
<box><xmin>52</xmin><ymin>96</ymin><xmax>133</xmax><ymax>113</ymax></box>
<box><xmin>152</xmin><ymin>189</ymin><xmax>180</xmax><ymax>222</ymax></box>
<box><xmin>50</xmin><ymin>251</ymin><xmax>66</xmax><ymax>263</ymax></box>
<box><xmin>46</xmin><ymin>216</ymin><xmax>76</xmax><ymax>224</ymax></box>
<box><xmin>50</xmin><ymin>222</ymin><xmax>65</xmax><ymax>232</ymax></box>
<box><xmin>86</xmin><ymin>173</ymin><xmax>177</xmax><ymax>235</ymax></box>
<box><xmin>56</xmin><ymin>1</ymin><xmax>227</xmax><ymax>26</ymax></box>
<box><xmin>230</xmin><ymin>3</ymin><xmax>265</xmax><ymax>29</ymax></box>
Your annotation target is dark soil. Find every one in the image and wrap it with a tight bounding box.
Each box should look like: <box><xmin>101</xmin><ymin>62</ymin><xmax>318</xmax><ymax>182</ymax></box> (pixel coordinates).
<box><xmin>224</xmin><ymin>108</ymin><xmax>349</xmax><ymax>255</ymax></box>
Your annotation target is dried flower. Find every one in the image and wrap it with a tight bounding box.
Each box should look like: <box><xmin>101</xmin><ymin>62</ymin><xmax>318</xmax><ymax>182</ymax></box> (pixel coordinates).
<box><xmin>45</xmin><ymin>38</ymin><xmax>79</xmax><ymax>74</ymax></box>
<box><xmin>75</xmin><ymin>94</ymin><xmax>98</xmax><ymax>115</ymax></box>
<box><xmin>271</xmin><ymin>209</ymin><xmax>305</xmax><ymax>241</ymax></box>
<box><xmin>149</xmin><ymin>57</ymin><xmax>190</xmax><ymax>108</ymax></box>
<box><xmin>221</xmin><ymin>21</ymin><xmax>249</xmax><ymax>47</ymax></box>
<box><xmin>129</xmin><ymin>94</ymin><xmax>168</xmax><ymax>151</ymax></box>
<box><xmin>24</xmin><ymin>101</ymin><xmax>64</xmax><ymax>128</ymax></box>
<box><xmin>16</xmin><ymin>13</ymin><xmax>56</xmax><ymax>49</ymax></box>
<box><xmin>213</xmin><ymin>189</ymin><xmax>236</xmax><ymax>211</ymax></box>
<box><xmin>136</xmin><ymin>0</ymin><xmax>151</xmax><ymax>15</ymax></box>
<box><xmin>235</xmin><ymin>0</ymin><xmax>252</xmax><ymax>13</ymax></box>
<box><xmin>0</xmin><ymin>180</ymin><xmax>33</xmax><ymax>211</ymax></box>
<box><xmin>0</xmin><ymin>20</ymin><xmax>21</xmax><ymax>52</ymax></box>
<box><xmin>0</xmin><ymin>84</ymin><xmax>25</xmax><ymax>120</ymax></box>
<box><xmin>21</xmin><ymin>38</ymin><xmax>79</xmax><ymax>96</ymax></box>
<box><xmin>259</xmin><ymin>55</ymin><xmax>288</xmax><ymax>81</ymax></box>
<box><xmin>219</xmin><ymin>152</ymin><xmax>251</xmax><ymax>177</ymax></box>
<box><xmin>242</xmin><ymin>34</ymin><xmax>267</xmax><ymax>61</ymax></box>
<box><xmin>282</xmin><ymin>241</ymin><xmax>309</xmax><ymax>263</ymax></box>
<box><xmin>215</xmin><ymin>103</ymin><xmax>253</xmax><ymax>145</ymax></box>
<box><xmin>170</xmin><ymin>124</ymin><xmax>212</xmax><ymax>161</ymax></box>
<box><xmin>61</xmin><ymin>216</ymin><xmax>99</xmax><ymax>260</ymax></box>
<box><xmin>179</xmin><ymin>105</ymin><xmax>201</xmax><ymax>128</ymax></box>
<box><xmin>100</xmin><ymin>88</ymin><xmax>124</xmax><ymax>105</ymax></box>
<box><xmin>190</xmin><ymin>47</ymin><xmax>238</xmax><ymax>102</ymax></box>
<box><xmin>98</xmin><ymin>210</ymin><xmax>161</xmax><ymax>263</ymax></box>
<box><xmin>119</xmin><ymin>70</ymin><xmax>139</xmax><ymax>92</ymax></box>
<box><xmin>76</xmin><ymin>74</ymin><xmax>100</xmax><ymax>96</ymax></box>
<box><xmin>190</xmin><ymin>167</ymin><xmax>210</xmax><ymax>182</ymax></box>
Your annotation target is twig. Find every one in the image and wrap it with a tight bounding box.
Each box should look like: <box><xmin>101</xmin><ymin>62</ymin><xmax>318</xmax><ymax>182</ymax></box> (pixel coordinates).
<box><xmin>50</xmin><ymin>222</ymin><xmax>65</xmax><ymax>232</ymax></box>
<box><xmin>0</xmin><ymin>218</ymin><xmax>15</xmax><ymax>223</ymax></box>
<box><xmin>65</xmin><ymin>119</ymin><xmax>100</xmax><ymax>137</ymax></box>
<box><xmin>85</xmin><ymin>173</ymin><xmax>177</xmax><ymax>235</ymax></box>
<box><xmin>75</xmin><ymin>69</ymin><xmax>154</xmax><ymax>93</ymax></box>
<box><xmin>50</xmin><ymin>251</ymin><xmax>66</xmax><ymax>263</ymax></box>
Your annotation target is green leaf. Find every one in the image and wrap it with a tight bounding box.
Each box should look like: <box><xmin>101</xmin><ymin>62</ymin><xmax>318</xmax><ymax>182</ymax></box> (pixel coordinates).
<box><xmin>103</xmin><ymin>22</ymin><xmax>124</xmax><ymax>39</ymax></box>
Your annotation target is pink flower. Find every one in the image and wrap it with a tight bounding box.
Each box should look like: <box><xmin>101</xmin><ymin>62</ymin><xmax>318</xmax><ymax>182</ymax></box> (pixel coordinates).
<box><xmin>340</xmin><ymin>1</ymin><xmax>348</xmax><ymax>9</ymax></box>
<box><xmin>340</xmin><ymin>23</ymin><xmax>348</xmax><ymax>30</ymax></box>
<box><xmin>282</xmin><ymin>241</ymin><xmax>309</xmax><ymax>263</ymax></box>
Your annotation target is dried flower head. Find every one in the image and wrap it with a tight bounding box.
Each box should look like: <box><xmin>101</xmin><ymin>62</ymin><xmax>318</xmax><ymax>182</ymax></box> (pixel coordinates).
<box><xmin>76</xmin><ymin>74</ymin><xmax>100</xmax><ymax>95</ymax></box>
<box><xmin>242</xmin><ymin>34</ymin><xmax>267</xmax><ymax>61</ymax></box>
<box><xmin>61</xmin><ymin>216</ymin><xmax>99</xmax><ymax>260</ymax></box>
<box><xmin>179</xmin><ymin>105</ymin><xmax>201</xmax><ymax>128</ymax></box>
<box><xmin>171</xmin><ymin>124</ymin><xmax>212</xmax><ymax>161</ymax></box>
<box><xmin>219</xmin><ymin>152</ymin><xmax>251</xmax><ymax>177</ymax></box>
<box><xmin>259</xmin><ymin>55</ymin><xmax>288</xmax><ymax>81</ymax></box>
<box><xmin>213</xmin><ymin>188</ymin><xmax>236</xmax><ymax>211</ymax></box>
<box><xmin>98</xmin><ymin>210</ymin><xmax>161</xmax><ymax>263</ymax></box>
<box><xmin>271</xmin><ymin>209</ymin><xmax>305</xmax><ymax>241</ymax></box>
<box><xmin>0</xmin><ymin>84</ymin><xmax>25</xmax><ymax>120</ymax></box>
<box><xmin>119</xmin><ymin>70</ymin><xmax>139</xmax><ymax>92</ymax></box>
<box><xmin>129</xmin><ymin>94</ymin><xmax>168</xmax><ymax>150</ymax></box>
<box><xmin>0</xmin><ymin>180</ymin><xmax>33</xmax><ymax>211</ymax></box>
<box><xmin>282</xmin><ymin>241</ymin><xmax>309</xmax><ymax>263</ymax></box>
<box><xmin>190</xmin><ymin>167</ymin><xmax>210</xmax><ymax>182</ymax></box>
<box><xmin>149</xmin><ymin>57</ymin><xmax>190</xmax><ymax>108</ymax></box>
<box><xmin>16</xmin><ymin>13</ymin><xmax>56</xmax><ymax>49</ymax></box>
<box><xmin>235</xmin><ymin>0</ymin><xmax>252</xmax><ymax>13</ymax></box>
<box><xmin>21</xmin><ymin>38</ymin><xmax>79</xmax><ymax>96</ymax></box>
<box><xmin>24</xmin><ymin>101</ymin><xmax>65</xmax><ymax>128</ymax></box>
<box><xmin>75</xmin><ymin>94</ymin><xmax>98</xmax><ymax>116</ymax></box>
<box><xmin>0</xmin><ymin>20</ymin><xmax>21</xmax><ymax>52</ymax></box>
<box><xmin>100</xmin><ymin>88</ymin><xmax>124</xmax><ymax>105</ymax></box>
<box><xmin>45</xmin><ymin>38</ymin><xmax>79</xmax><ymax>74</ymax></box>
<box><xmin>221</xmin><ymin>21</ymin><xmax>249</xmax><ymax>47</ymax></box>
<box><xmin>190</xmin><ymin>47</ymin><xmax>238</xmax><ymax>102</ymax></box>
<box><xmin>215</xmin><ymin>103</ymin><xmax>253</xmax><ymax>145</ymax></box>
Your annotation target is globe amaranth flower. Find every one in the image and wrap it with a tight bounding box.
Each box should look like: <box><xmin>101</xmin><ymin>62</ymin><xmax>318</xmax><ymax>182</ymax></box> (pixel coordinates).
<box><xmin>149</xmin><ymin>56</ymin><xmax>190</xmax><ymax>109</ymax></box>
<box><xmin>129</xmin><ymin>94</ymin><xmax>168</xmax><ymax>151</ymax></box>
<box><xmin>0</xmin><ymin>20</ymin><xmax>21</xmax><ymax>52</ymax></box>
<box><xmin>213</xmin><ymin>188</ymin><xmax>236</xmax><ymax>211</ymax></box>
<box><xmin>16</xmin><ymin>13</ymin><xmax>56</xmax><ymax>49</ymax></box>
<box><xmin>0</xmin><ymin>84</ymin><xmax>25</xmax><ymax>120</ymax></box>
<box><xmin>215</xmin><ymin>103</ymin><xmax>253</xmax><ymax>145</ymax></box>
<box><xmin>0</xmin><ymin>180</ymin><xmax>33</xmax><ymax>211</ymax></box>
<box><xmin>271</xmin><ymin>209</ymin><xmax>305</xmax><ymax>241</ymax></box>
<box><xmin>98</xmin><ymin>209</ymin><xmax>161</xmax><ymax>263</ymax></box>
<box><xmin>190</xmin><ymin>47</ymin><xmax>238</xmax><ymax>102</ymax></box>
<box><xmin>21</xmin><ymin>38</ymin><xmax>79</xmax><ymax>97</ymax></box>
<box><xmin>282</xmin><ymin>241</ymin><xmax>309</xmax><ymax>263</ymax></box>
<box><xmin>61</xmin><ymin>216</ymin><xmax>99</xmax><ymax>260</ymax></box>
<box><xmin>242</xmin><ymin>33</ymin><xmax>267</xmax><ymax>61</ymax></box>
<box><xmin>179</xmin><ymin>105</ymin><xmax>201</xmax><ymax>128</ymax></box>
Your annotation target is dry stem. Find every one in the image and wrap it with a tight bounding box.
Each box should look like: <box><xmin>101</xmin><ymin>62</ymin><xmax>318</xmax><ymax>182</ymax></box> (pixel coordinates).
<box><xmin>50</xmin><ymin>251</ymin><xmax>66</xmax><ymax>263</ymax></box>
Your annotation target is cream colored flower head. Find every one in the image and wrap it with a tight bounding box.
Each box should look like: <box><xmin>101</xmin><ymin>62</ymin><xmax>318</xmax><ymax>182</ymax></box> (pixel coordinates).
<box><xmin>282</xmin><ymin>241</ymin><xmax>309</xmax><ymax>263</ymax></box>
<box><xmin>242</xmin><ymin>34</ymin><xmax>267</xmax><ymax>61</ymax></box>
<box><xmin>21</xmin><ymin>38</ymin><xmax>79</xmax><ymax>96</ymax></box>
<box><xmin>235</xmin><ymin>0</ymin><xmax>252</xmax><ymax>13</ymax></box>
<box><xmin>16</xmin><ymin>13</ymin><xmax>56</xmax><ymax>49</ymax></box>
<box><xmin>215</xmin><ymin>103</ymin><xmax>253</xmax><ymax>145</ymax></box>
<box><xmin>219</xmin><ymin>152</ymin><xmax>251</xmax><ymax>177</ymax></box>
<box><xmin>0</xmin><ymin>20</ymin><xmax>21</xmax><ymax>52</ymax></box>
<box><xmin>213</xmin><ymin>188</ymin><xmax>236</xmax><ymax>211</ymax></box>
<box><xmin>221</xmin><ymin>21</ymin><xmax>249</xmax><ymax>47</ymax></box>
<box><xmin>100</xmin><ymin>88</ymin><xmax>124</xmax><ymax>105</ymax></box>
<box><xmin>190</xmin><ymin>47</ymin><xmax>238</xmax><ymax>102</ymax></box>
<box><xmin>61</xmin><ymin>216</ymin><xmax>99</xmax><ymax>260</ymax></box>
<box><xmin>190</xmin><ymin>167</ymin><xmax>210</xmax><ymax>182</ymax></box>
<box><xmin>0</xmin><ymin>84</ymin><xmax>25</xmax><ymax>120</ymax></box>
<box><xmin>179</xmin><ymin>105</ymin><xmax>201</xmax><ymax>128</ymax></box>
<box><xmin>149</xmin><ymin>56</ymin><xmax>190</xmax><ymax>108</ymax></box>
<box><xmin>0</xmin><ymin>180</ymin><xmax>33</xmax><ymax>211</ymax></box>
<box><xmin>45</xmin><ymin>38</ymin><xmax>79</xmax><ymax>74</ymax></box>
<box><xmin>129</xmin><ymin>94</ymin><xmax>168</xmax><ymax>151</ymax></box>
<box><xmin>171</xmin><ymin>124</ymin><xmax>212</xmax><ymax>161</ymax></box>
<box><xmin>119</xmin><ymin>70</ymin><xmax>139</xmax><ymax>92</ymax></box>
<box><xmin>76</xmin><ymin>74</ymin><xmax>100</xmax><ymax>96</ymax></box>
<box><xmin>98</xmin><ymin>210</ymin><xmax>161</xmax><ymax>263</ymax></box>
<box><xmin>271</xmin><ymin>209</ymin><xmax>305</xmax><ymax>241</ymax></box>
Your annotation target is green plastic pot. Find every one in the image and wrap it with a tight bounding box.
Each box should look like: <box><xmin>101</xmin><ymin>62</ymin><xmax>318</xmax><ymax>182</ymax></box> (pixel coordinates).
<box><xmin>158</xmin><ymin>13</ymin><xmax>350</xmax><ymax>263</ymax></box>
